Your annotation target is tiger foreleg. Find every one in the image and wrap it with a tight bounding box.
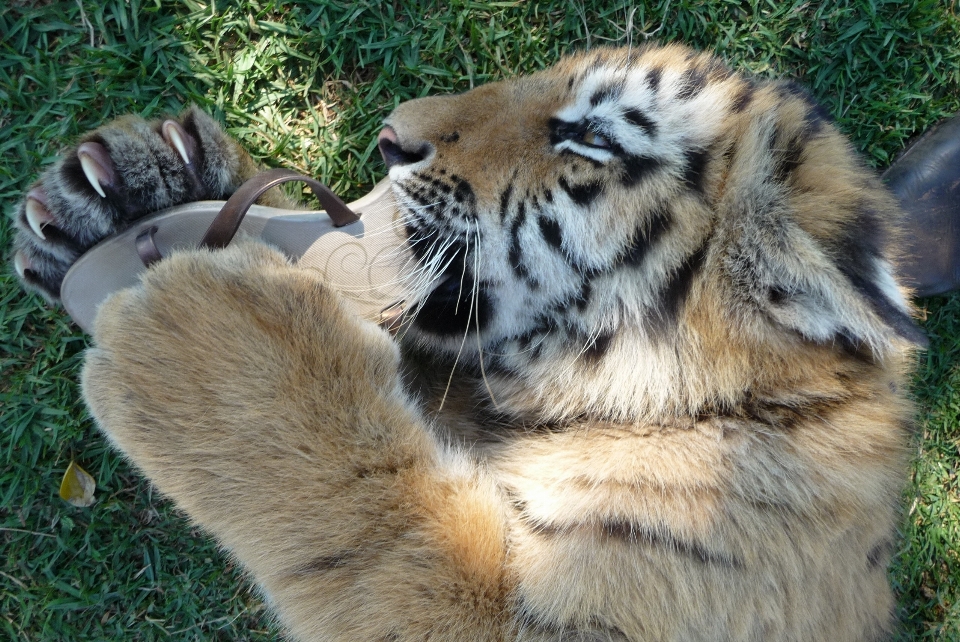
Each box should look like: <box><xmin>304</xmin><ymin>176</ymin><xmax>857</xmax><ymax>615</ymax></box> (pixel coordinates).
<box><xmin>81</xmin><ymin>240</ymin><xmax>514</xmax><ymax>641</ymax></box>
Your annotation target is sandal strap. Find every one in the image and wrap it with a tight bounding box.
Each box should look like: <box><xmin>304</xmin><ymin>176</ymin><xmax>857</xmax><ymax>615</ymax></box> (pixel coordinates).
<box><xmin>134</xmin><ymin>169</ymin><xmax>359</xmax><ymax>266</ymax></box>
<box><xmin>201</xmin><ymin>168</ymin><xmax>359</xmax><ymax>249</ymax></box>
<box><xmin>135</xmin><ymin>226</ymin><xmax>163</xmax><ymax>267</ymax></box>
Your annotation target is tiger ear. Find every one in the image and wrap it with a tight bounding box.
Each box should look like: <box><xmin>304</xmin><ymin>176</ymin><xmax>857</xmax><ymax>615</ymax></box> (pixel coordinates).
<box><xmin>738</xmin><ymin>222</ymin><xmax>928</xmax><ymax>359</ymax></box>
<box><xmin>720</xmin><ymin>110</ymin><xmax>927</xmax><ymax>359</ymax></box>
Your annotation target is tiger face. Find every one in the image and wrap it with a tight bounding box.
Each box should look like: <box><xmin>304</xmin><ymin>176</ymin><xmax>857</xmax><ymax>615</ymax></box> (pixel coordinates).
<box><xmin>381</xmin><ymin>44</ymin><xmax>924</xmax><ymax>422</ymax></box>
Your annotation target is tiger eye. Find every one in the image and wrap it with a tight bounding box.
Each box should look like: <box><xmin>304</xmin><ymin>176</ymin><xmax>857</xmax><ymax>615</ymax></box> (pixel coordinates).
<box><xmin>581</xmin><ymin>130</ymin><xmax>610</xmax><ymax>148</ymax></box>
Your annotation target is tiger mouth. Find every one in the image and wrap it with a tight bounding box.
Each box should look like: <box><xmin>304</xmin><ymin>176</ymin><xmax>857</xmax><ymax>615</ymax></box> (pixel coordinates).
<box><xmin>400</xmin><ymin>215</ymin><xmax>493</xmax><ymax>338</ymax></box>
<box><xmin>426</xmin><ymin>273</ymin><xmax>464</xmax><ymax>305</ymax></box>
<box><xmin>411</xmin><ymin>267</ymin><xmax>491</xmax><ymax>338</ymax></box>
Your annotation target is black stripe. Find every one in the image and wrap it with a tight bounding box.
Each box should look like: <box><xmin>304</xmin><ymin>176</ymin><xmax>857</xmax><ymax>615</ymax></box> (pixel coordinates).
<box><xmin>404</xmin><ymin>222</ymin><xmax>430</xmax><ymax>261</ymax></box>
<box><xmin>772</xmin><ymin>130</ymin><xmax>806</xmax><ymax>184</ymax></box>
<box><xmin>705</xmin><ymin>57</ymin><xmax>733</xmax><ymax>82</ymax></box>
<box><xmin>514</xmin><ymin>314</ymin><xmax>560</xmax><ymax>358</ymax></box>
<box><xmin>586</xmin><ymin>56</ymin><xmax>607</xmax><ymax>75</ymax></box>
<box><xmin>537</xmin><ymin>215</ymin><xmax>563</xmax><ymax>251</ymax></box>
<box><xmin>818</xmin><ymin>197</ymin><xmax>923</xmax><ymax>347</ymax></box>
<box><xmin>683</xmin><ymin>147</ymin><xmax>710</xmax><ymax>193</ymax></box>
<box><xmin>514</xmin><ymin>198</ymin><xmax>527</xmax><ymax>227</ymax></box>
<box><xmin>676</xmin><ymin>66</ymin><xmax>707</xmax><ymax>101</ymax></box>
<box><xmin>621</xmin><ymin>208</ymin><xmax>672</xmax><ymax>267</ymax></box>
<box><xmin>840</xmin><ymin>262</ymin><xmax>928</xmax><ymax>348</ymax></box>
<box><xmin>413</xmin><ymin>170</ymin><xmax>452</xmax><ymax>194</ymax></box>
<box><xmin>508</xmin><ymin>202</ymin><xmax>535</xmax><ymax>284</ymax></box>
<box><xmin>833</xmin><ymin>329</ymin><xmax>874</xmax><ymax>363</ymax></box>
<box><xmin>515</xmin><ymin>602</ymin><xmax>630</xmax><ymax>642</ymax></box>
<box><xmin>517</xmin><ymin>503</ymin><xmax>740</xmax><ymax>569</ymax></box>
<box><xmin>776</xmin><ymin>80</ymin><xmax>815</xmax><ymax>103</ymax></box>
<box><xmin>498</xmin><ymin>181</ymin><xmax>514</xmax><ymax>221</ymax></box>
<box><xmin>621</xmin><ymin>153</ymin><xmax>662</xmax><ymax>187</ymax></box>
<box><xmin>731</xmin><ymin>81</ymin><xmax>755</xmax><ymax>113</ymax></box>
<box><xmin>623</xmin><ymin>108</ymin><xmax>657</xmax><ymax>137</ymax></box>
<box><xmin>292</xmin><ymin>552</ymin><xmax>356</xmax><ymax>575</ymax></box>
<box><xmin>508</xmin><ymin>207</ymin><xmax>526</xmax><ymax>277</ymax></box>
<box><xmin>804</xmin><ymin>102</ymin><xmax>834</xmax><ymax>134</ymax></box>
<box><xmin>767</xmin><ymin>284</ymin><xmax>791</xmax><ymax>305</ymax></box>
<box><xmin>582</xmin><ymin>331</ymin><xmax>615</xmax><ymax>362</ymax></box>
<box><xmin>837</xmin><ymin>203</ymin><xmax>884</xmax><ymax>272</ymax></box>
<box><xmin>649</xmin><ymin>241</ymin><xmax>708</xmax><ymax>336</ymax></box>
<box><xmin>776</xmin><ymin>82</ymin><xmax>835</xmax><ymax>134</ymax></box>
<box><xmin>867</xmin><ymin>540</ymin><xmax>893</xmax><ymax>570</ymax></box>
<box><xmin>735</xmin><ymin>393</ymin><xmax>845</xmax><ymax>431</ymax></box>
<box><xmin>405</xmin><ymin>183</ymin><xmax>440</xmax><ymax>210</ymax></box>
<box><xmin>558</xmin><ymin>176</ymin><xmax>603</xmax><ymax>207</ymax></box>
<box><xmin>574</xmin><ymin>279</ymin><xmax>592</xmax><ymax>312</ymax></box>
<box><xmin>601</xmin><ymin>521</ymin><xmax>742</xmax><ymax>568</ymax></box>
<box><xmin>590</xmin><ymin>81</ymin><xmax>625</xmax><ymax>107</ymax></box>
<box><xmin>452</xmin><ymin>176</ymin><xmax>475</xmax><ymax>206</ymax></box>
<box><xmin>646</xmin><ymin>66</ymin><xmax>663</xmax><ymax>92</ymax></box>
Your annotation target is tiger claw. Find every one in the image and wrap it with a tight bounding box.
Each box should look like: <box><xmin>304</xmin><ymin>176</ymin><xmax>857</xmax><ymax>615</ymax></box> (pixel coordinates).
<box><xmin>13</xmin><ymin>250</ymin><xmax>31</xmax><ymax>279</ymax></box>
<box><xmin>161</xmin><ymin>119</ymin><xmax>196</xmax><ymax>166</ymax></box>
<box><xmin>25</xmin><ymin>189</ymin><xmax>54</xmax><ymax>240</ymax></box>
<box><xmin>77</xmin><ymin>141</ymin><xmax>115</xmax><ymax>198</ymax></box>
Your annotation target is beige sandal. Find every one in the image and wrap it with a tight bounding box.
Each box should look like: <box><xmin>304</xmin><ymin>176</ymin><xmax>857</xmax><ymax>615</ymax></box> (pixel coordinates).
<box><xmin>61</xmin><ymin>169</ymin><xmax>409</xmax><ymax>333</ymax></box>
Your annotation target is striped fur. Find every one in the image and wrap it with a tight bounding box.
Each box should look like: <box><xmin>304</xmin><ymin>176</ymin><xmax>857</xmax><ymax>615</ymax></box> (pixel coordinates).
<box><xmin>388</xmin><ymin>45</ymin><xmax>923</xmax><ymax>423</ymax></box>
<box><xmin>20</xmin><ymin>44</ymin><xmax>924</xmax><ymax>640</ymax></box>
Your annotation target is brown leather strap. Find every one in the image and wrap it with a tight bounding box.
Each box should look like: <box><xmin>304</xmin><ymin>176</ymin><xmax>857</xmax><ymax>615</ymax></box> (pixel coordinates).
<box><xmin>200</xmin><ymin>168</ymin><xmax>359</xmax><ymax>249</ymax></box>
<box><xmin>135</xmin><ymin>226</ymin><xmax>163</xmax><ymax>267</ymax></box>
<box><xmin>130</xmin><ymin>171</ymin><xmax>405</xmax><ymax>328</ymax></box>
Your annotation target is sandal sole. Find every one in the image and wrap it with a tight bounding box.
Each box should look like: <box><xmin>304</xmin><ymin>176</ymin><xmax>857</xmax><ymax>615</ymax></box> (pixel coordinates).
<box><xmin>62</xmin><ymin>179</ymin><xmax>409</xmax><ymax>333</ymax></box>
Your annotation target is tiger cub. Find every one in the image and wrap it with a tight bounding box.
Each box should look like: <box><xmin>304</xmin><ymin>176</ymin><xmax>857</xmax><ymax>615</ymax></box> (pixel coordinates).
<box><xmin>12</xmin><ymin>43</ymin><xmax>924</xmax><ymax>641</ymax></box>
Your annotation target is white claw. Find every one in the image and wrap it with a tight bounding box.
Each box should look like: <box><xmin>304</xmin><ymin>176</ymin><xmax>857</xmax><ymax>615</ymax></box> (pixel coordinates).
<box><xmin>25</xmin><ymin>198</ymin><xmax>49</xmax><ymax>240</ymax></box>
<box><xmin>14</xmin><ymin>251</ymin><xmax>29</xmax><ymax>279</ymax></box>
<box><xmin>163</xmin><ymin>121</ymin><xmax>192</xmax><ymax>165</ymax></box>
<box><xmin>79</xmin><ymin>152</ymin><xmax>107</xmax><ymax>198</ymax></box>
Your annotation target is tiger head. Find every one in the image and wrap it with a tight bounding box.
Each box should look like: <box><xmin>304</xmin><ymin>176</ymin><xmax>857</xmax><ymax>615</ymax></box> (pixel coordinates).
<box><xmin>379</xmin><ymin>44</ymin><xmax>925</xmax><ymax>423</ymax></box>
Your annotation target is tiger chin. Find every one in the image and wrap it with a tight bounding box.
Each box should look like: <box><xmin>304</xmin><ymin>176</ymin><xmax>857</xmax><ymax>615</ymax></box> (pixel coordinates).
<box><xmin>11</xmin><ymin>43</ymin><xmax>925</xmax><ymax>641</ymax></box>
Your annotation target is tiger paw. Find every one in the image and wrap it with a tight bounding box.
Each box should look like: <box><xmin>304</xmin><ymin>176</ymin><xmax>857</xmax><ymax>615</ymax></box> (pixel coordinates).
<box><xmin>11</xmin><ymin>106</ymin><xmax>255</xmax><ymax>301</ymax></box>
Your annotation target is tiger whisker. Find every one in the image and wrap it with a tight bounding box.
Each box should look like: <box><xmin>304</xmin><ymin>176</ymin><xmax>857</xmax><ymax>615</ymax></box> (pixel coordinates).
<box><xmin>453</xmin><ymin>230</ymin><xmax>471</xmax><ymax>316</ymax></box>
<box><xmin>395</xmin><ymin>234</ymin><xmax>463</xmax><ymax>342</ymax></box>
<box><xmin>473</xmin><ymin>221</ymin><xmax>500</xmax><ymax>409</ymax></box>
<box><xmin>438</xmin><ymin>222</ymin><xmax>476</xmax><ymax>413</ymax></box>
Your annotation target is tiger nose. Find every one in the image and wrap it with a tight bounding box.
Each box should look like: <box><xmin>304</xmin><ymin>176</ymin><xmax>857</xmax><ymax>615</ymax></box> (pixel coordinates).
<box><xmin>378</xmin><ymin>126</ymin><xmax>430</xmax><ymax>168</ymax></box>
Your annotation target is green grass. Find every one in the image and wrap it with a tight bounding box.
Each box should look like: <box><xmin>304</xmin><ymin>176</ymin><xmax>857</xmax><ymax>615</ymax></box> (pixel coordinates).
<box><xmin>2</xmin><ymin>0</ymin><xmax>960</xmax><ymax>639</ymax></box>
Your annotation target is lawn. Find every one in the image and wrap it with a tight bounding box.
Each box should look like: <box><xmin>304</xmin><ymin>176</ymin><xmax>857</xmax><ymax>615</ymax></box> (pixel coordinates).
<box><xmin>2</xmin><ymin>0</ymin><xmax>960</xmax><ymax>639</ymax></box>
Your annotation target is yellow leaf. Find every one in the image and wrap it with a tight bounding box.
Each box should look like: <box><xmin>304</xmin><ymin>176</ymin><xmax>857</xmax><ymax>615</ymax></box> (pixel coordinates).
<box><xmin>59</xmin><ymin>461</ymin><xmax>96</xmax><ymax>507</ymax></box>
